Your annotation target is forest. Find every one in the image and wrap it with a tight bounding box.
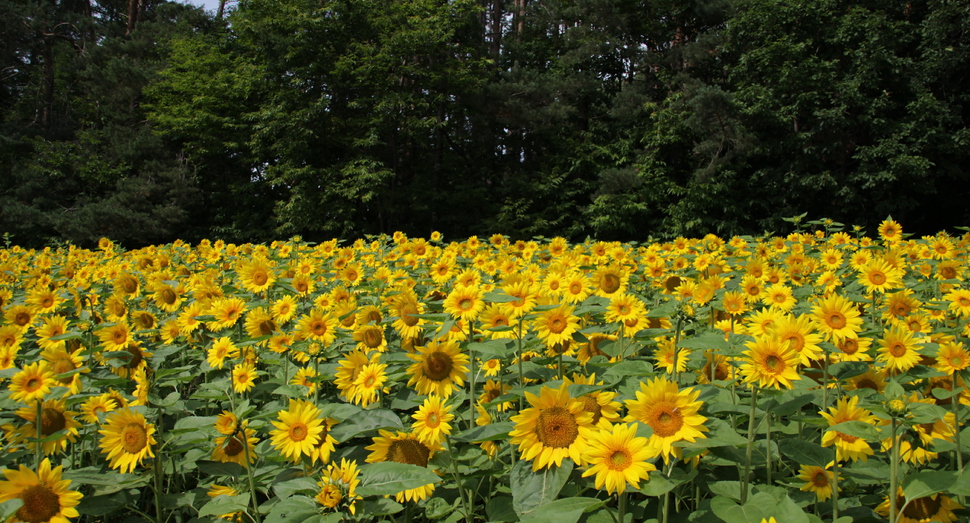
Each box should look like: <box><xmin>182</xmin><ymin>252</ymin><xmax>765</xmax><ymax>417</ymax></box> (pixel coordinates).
<box><xmin>2</xmin><ymin>0</ymin><xmax>969</xmax><ymax>248</ymax></box>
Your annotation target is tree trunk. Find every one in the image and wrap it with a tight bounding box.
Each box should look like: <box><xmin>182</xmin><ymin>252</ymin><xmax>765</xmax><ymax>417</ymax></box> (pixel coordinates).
<box><xmin>125</xmin><ymin>0</ymin><xmax>140</xmax><ymax>35</ymax></box>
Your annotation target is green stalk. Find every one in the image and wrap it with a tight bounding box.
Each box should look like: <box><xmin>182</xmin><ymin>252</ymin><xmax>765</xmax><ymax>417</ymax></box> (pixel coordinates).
<box><xmin>672</xmin><ymin>316</ymin><xmax>684</xmax><ymax>384</ymax></box>
<box><xmin>765</xmin><ymin>413</ymin><xmax>772</xmax><ymax>486</ymax></box>
<box><xmin>953</xmin><ymin>372</ymin><xmax>965</xmax><ymax>504</ymax></box>
<box><xmin>741</xmin><ymin>386</ymin><xmax>759</xmax><ymax>504</ymax></box>
<box><xmin>661</xmin><ymin>460</ymin><xmax>675</xmax><ymax>523</ymax></box>
<box><xmin>889</xmin><ymin>417</ymin><xmax>899</xmax><ymax>523</ymax></box>
<box><xmin>832</xmin><ymin>450</ymin><xmax>840</xmax><ymax>521</ymax></box>
<box><xmin>240</xmin><ymin>424</ymin><xmax>262</xmax><ymax>523</ymax></box>
<box><xmin>468</xmin><ymin>320</ymin><xmax>476</xmax><ymax>431</ymax></box>
<box><xmin>446</xmin><ymin>435</ymin><xmax>474</xmax><ymax>523</ymax></box>
<box><xmin>516</xmin><ymin>319</ymin><xmax>525</xmax><ymax>412</ymax></box>
<box><xmin>618</xmin><ymin>491</ymin><xmax>628</xmax><ymax>523</ymax></box>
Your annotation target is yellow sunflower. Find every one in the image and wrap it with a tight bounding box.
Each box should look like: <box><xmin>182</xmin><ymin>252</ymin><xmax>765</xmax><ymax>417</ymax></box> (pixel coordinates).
<box><xmin>365</xmin><ymin>430</ymin><xmax>441</xmax><ymax>502</ymax></box>
<box><xmin>624</xmin><ymin>376</ymin><xmax>708</xmax><ymax>464</ymax></box>
<box><xmin>271</xmin><ymin>295</ymin><xmax>299</xmax><ymax>324</ymax></box>
<box><xmin>769</xmin><ymin>313</ymin><xmax>823</xmax><ymax>365</ymax></box>
<box><xmin>270</xmin><ymin>399</ymin><xmax>324</xmax><ymax>463</ymax></box>
<box><xmin>561</xmin><ymin>271</ymin><xmax>592</xmax><ymax>303</ymax></box>
<box><xmin>99</xmin><ymin>408</ymin><xmax>157</xmax><ymax>473</ymax></box>
<box><xmin>9</xmin><ymin>362</ymin><xmax>55</xmax><ymax>404</ymax></box>
<box><xmin>79</xmin><ymin>393</ymin><xmax>118</xmax><ymax>424</ymax></box>
<box><xmin>310</xmin><ymin>417</ymin><xmax>339</xmax><ymax>465</ymax></box>
<box><xmin>877</xmin><ymin>326</ymin><xmax>922</xmax><ymax>374</ymax></box>
<box><xmin>591</xmin><ymin>265</ymin><xmax>628</xmax><ymax>298</ymax></box>
<box><xmin>581</xmin><ymin>422</ymin><xmax>659</xmax><ymax>495</ymax></box>
<box><xmin>533</xmin><ymin>304</ymin><xmax>579</xmax><ymax>348</ymax></box>
<box><xmin>936</xmin><ymin>341</ymin><xmax>970</xmax><ymax>375</ymax></box>
<box><xmin>296</xmin><ymin>309</ymin><xmax>338</xmax><ymax>345</ymax></box>
<box><xmin>316</xmin><ymin>458</ymin><xmax>361</xmax><ymax>515</ymax></box>
<box><xmin>207</xmin><ymin>297</ymin><xmax>247</xmax><ymax>332</ymax></box>
<box><xmin>352</xmin><ymin>324</ymin><xmax>387</xmax><ymax>352</ymax></box>
<box><xmin>509</xmin><ymin>383</ymin><xmax>595</xmax><ymax>470</ymax></box>
<box><xmin>944</xmin><ymin>288</ymin><xmax>970</xmax><ymax>318</ymax></box>
<box><xmin>243</xmin><ymin>307</ymin><xmax>277</xmax><ymax>340</ymax></box>
<box><xmin>351</xmin><ymin>362</ymin><xmax>387</xmax><ymax>407</ymax></box>
<box><xmin>797</xmin><ymin>464</ymin><xmax>839</xmax><ymax>501</ymax></box>
<box><xmin>207</xmin><ymin>337</ymin><xmax>239</xmax><ymax>370</ymax></box>
<box><xmin>406</xmin><ymin>340</ymin><xmax>469</xmax><ymax>398</ymax></box>
<box><xmin>876</xmin><ymin>488</ymin><xmax>962</xmax><ymax>523</ymax></box>
<box><xmin>231</xmin><ymin>362</ymin><xmax>258</xmax><ymax>394</ymax></box>
<box><xmin>564</xmin><ymin>373</ymin><xmax>622</xmax><ymax>430</ymax></box>
<box><xmin>820</xmin><ymin>396</ymin><xmax>877</xmax><ymax>462</ymax></box>
<box><xmin>411</xmin><ymin>395</ymin><xmax>454</xmax><ymax>446</ymax></box>
<box><xmin>442</xmin><ymin>284</ymin><xmax>485</xmax><ymax>322</ymax></box>
<box><xmin>96</xmin><ymin>322</ymin><xmax>132</xmax><ymax>352</ymax></box>
<box><xmin>739</xmin><ymin>335</ymin><xmax>802</xmax><ymax>389</ymax></box>
<box><xmin>237</xmin><ymin>258</ymin><xmax>275</xmax><ymax>294</ymax></box>
<box><xmin>857</xmin><ymin>259</ymin><xmax>904</xmax><ymax>294</ymax></box>
<box><xmin>15</xmin><ymin>398</ymin><xmax>81</xmax><ymax>456</ymax></box>
<box><xmin>0</xmin><ymin>458</ymin><xmax>83</xmax><ymax>523</ymax></box>
<box><xmin>212</xmin><ymin>425</ymin><xmax>258</xmax><ymax>468</ymax></box>
<box><xmin>811</xmin><ymin>294</ymin><xmax>862</xmax><ymax>343</ymax></box>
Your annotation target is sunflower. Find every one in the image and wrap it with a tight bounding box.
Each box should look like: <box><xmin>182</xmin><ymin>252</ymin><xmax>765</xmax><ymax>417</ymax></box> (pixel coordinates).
<box><xmin>877</xmin><ymin>218</ymin><xmax>903</xmax><ymax>243</ymax></box>
<box><xmin>351</xmin><ymin>363</ymin><xmax>387</xmax><ymax>407</ymax></box>
<box><xmin>762</xmin><ymin>283</ymin><xmax>796</xmax><ymax>311</ymax></box>
<box><xmin>811</xmin><ymin>294</ymin><xmax>863</xmax><ymax>343</ymax></box>
<box><xmin>41</xmin><ymin>347</ymin><xmax>86</xmax><ymax>396</ymax></box>
<box><xmin>797</xmin><ymin>464</ymin><xmax>839</xmax><ymax>501</ymax></box>
<box><xmin>406</xmin><ymin>340</ymin><xmax>469</xmax><ymax>397</ymax></box>
<box><xmin>99</xmin><ymin>408</ymin><xmax>156</xmax><ymax>473</ymax></box>
<box><xmin>591</xmin><ymin>265</ymin><xmax>628</xmax><ymax>298</ymax></box>
<box><xmin>769</xmin><ymin>313</ymin><xmax>823</xmax><ymax>365</ymax></box>
<box><xmin>9</xmin><ymin>362</ymin><xmax>55</xmax><ymax>404</ymax></box>
<box><xmin>565</xmin><ymin>373</ymin><xmax>622</xmax><ymax>430</ymax></box>
<box><xmin>151</xmin><ymin>282</ymin><xmax>184</xmax><ymax>313</ymax></box>
<box><xmin>352</xmin><ymin>324</ymin><xmax>386</xmax><ymax>352</ymax></box>
<box><xmin>653</xmin><ymin>339</ymin><xmax>690</xmax><ymax>375</ymax></box>
<box><xmin>478</xmin><ymin>379</ymin><xmax>513</xmax><ymax>412</ymax></box>
<box><xmin>936</xmin><ymin>342</ymin><xmax>970</xmax><ymax>375</ymax></box>
<box><xmin>208</xmin><ymin>337</ymin><xmax>240</xmax><ymax>370</ymax></box>
<box><xmin>442</xmin><ymin>284</ymin><xmax>485</xmax><ymax>322</ymax></box>
<box><xmin>334</xmin><ymin>349</ymin><xmax>379</xmax><ymax>401</ymax></box>
<box><xmin>79</xmin><ymin>393</ymin><xmax>118</xmax><ymax>424</ymax></box>
<box><xmin>238</xmin><ymin>258</ymin><xmax>275</xmax><ymax>294</ymax></box>
<box><xmin>697</xmin><ymin>351</ymin><xmax>733</xmax><ymax>384</ymax></box>
<box><xmin>831</xmin><ymin>335</ymin><xmax>873</xmax><ymax>363</ymax></box>
<box><xmin>0</xmin><ymin>458</ymin><xmax>82</xmax><ymax>523</ymax></box>
<box><xmin>605</xmin><ymin>293</ymin><xmax>645</xmax><ymax>324</ymax></box>
<box><xmin>944</xmin><ymin>288</ymin><xmax>970</xmax><ymax>318</ymax></box>
<box><xmin>876</xmin><ymin>488</ymin><xmax>962</xmax><ymax>523</ymax></box>
<box><xmin>270</xmin><ymin>399</ymin><xmax>324</xmax><ymax>462</ymax></box>
<box><xmin>365</xmin><ymin>430</ymin><xmax>441</xmax><ymax>502</ymax></box>
<box><xmin>4</xmin><ymin>305</ymin><xmax>35</xmax><ymax>331</ymax></box>
<box><xmin>97</xmin><ymin>322</ymin><xmax>132</xmax><ymax>352</ymax></box>
<box><xmin>857</xmin><ymin>259</ymin><xmax>904</xmax><ymax>294</ymax></box>
<box><xmin>290</xmin><ymin>367</ymin><xmax>319</xmax><ymax>395</ymax></box>
<box><xmin>745</xmin><ymin>308</ymin><xmax>784</xmax><ymax>338</ymax></box>
<box><xmin>271</xmin><ymin>295</ymin><xmax>299</xmax><ymax>324</ymax></box>
<box><xmin>0</xmin><ymin>325</ymin><xmax>23</xmax><ymax>351</ymax></box>
<box><xmin>35</xmin><ymin>316</ymin><xmax>69</xmax><ymax>352</ymax></box>
<box><xmin>739</xmin><ymin>275</ymin><xmax>764</xmax><ymax>303</ymax></box>
<box><xmin>296</xmin><ymin>309</ymin><xmax>339</xmax><ymax>345</ymax></box>
<box><xmin>740</xmin><ymin>335</ymin><xmax>802</xmax><ymax>389</ymax></box>
<box><xmin>877</xmin><ymin>326</ymin><xmax>923</xmax><ymax>374</ymax></box>
<box><xmin>843</xmin><ymin>368</ymin><xmax>887</xmax><ymax>394</ymax></box>
<box><xmin>820</xmin><ymin>396</ymin><xmax>877</xmax><ymax>462</ymax></box>
<box><xmin>15</xmin><ymin>398</ymin><xmax>81</xmax><ymax>456</ymax></box>
<box><xmin>562</xmin><ymin>271</ymin><xmax>592</xmax><ymax>303</ymax></box>
<box><xmin>114</xmin><ymin>272</ymin><xmax>141</xmax><ymax>296</ymax></box>
<box><xmin>624</xmin><ymin>377</ymin><xmax>708</xmax><ymax>464</ymax></box>
<box><xmin>721</xmin><ymin>290</ymin><xmax>749</xmax><ymax>316</ymax></box>
<box><xmin>231</xmin><ymin>362</ymin><xmax>258</xmax><ymax>394</ymax></box>
<box><xmin>581</xmin><ymin>422</ymin><xmax>659</xmax><ymax>495</ymax></box>
<box><xmin>214</xmin><ymin>411</ymin><xmax>239</xmax><ymax>435</ymax></box>
<box><xmin>509</xmin><ymin>383</ymin><xmax>595</xmax><ymax>470</ymax></box>
<box><xmin>26</xmin><ymin>287</ymin><xmax>63</xmax><ymax>315</ymax></box>
<box><xmin>316</xmin><ymin>458</ymin><xmax>361</xmax><ymax>515</ymax></box>
<box><xmin>390</xmin><ymin>291</ymin><xmax>425</xmax><ymax>340</ymax></box>
<box><xmin>411</xmin><ymin>395</ymin><xmax>454</xmax><ymax>446</ymax></box>
<box><xmin>212</xmin><ymin>424</ymin><xmax>258</xmax><ymax>468</ymax></box>
<box><xmin>533</xmin><ymin>304</ymin><xmax>579</xmax><ymax>348</ymax></box>
<box><xmin>882</xmin><ymin>289</ymin><xmax>922</xmax><ymax>326</ymax></box>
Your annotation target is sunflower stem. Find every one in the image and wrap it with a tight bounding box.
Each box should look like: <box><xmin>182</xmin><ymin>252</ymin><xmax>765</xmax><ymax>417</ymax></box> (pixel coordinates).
<box><xmin>468</xmin><ymin>320</ymin><xmax>476</xmax><ymax>431</ymax></box>
<box><xmin>445</xmin><ymin>435</ymin><xmax>473</xmax><ymax>523</ymax></box>
<box><xmin>952</xmin><ymin>372</ymin><xmax>964</xmax><ymax>488</ymax></box>
<box><xmin>618</xmin><ymin>491</ymin><xmax>627</xmax><ymax>523</ymax></box>
<box><xmin>516</xmin><ymin>319</ymin><xmax>525</xmax><ymax>413</ymax></box>
<box><xmin>765</xmin><ymin>412</ymin><xmax>772</xmax><ymax>486</ymax></box>
<box><xmin>672</xmin><ymin>316</ymin><xmax>684</xmax><ymax>385</ymax></box>
<box><xmin>832</xmin><ymin>451</ymin><xmax>840</xmax><ymax>521</ymax></box>
<box><xmin>889</xmin><ymin>416</ymin><xmax>899</xmax><ymax>523</ymax></box>
<box><xmin>241</xmin><ymin>421</ymin><xmax>262</xmax><ymax>523</ymax></box>
<box><xmin>661</xmin><ymin>460</ymin><xmax>675</xmax><ymax>523</ymax></box>
<box><xmin>741</xmin><ymin>386</ymin><xmax>759</xmax><ymax>504</ymax></box>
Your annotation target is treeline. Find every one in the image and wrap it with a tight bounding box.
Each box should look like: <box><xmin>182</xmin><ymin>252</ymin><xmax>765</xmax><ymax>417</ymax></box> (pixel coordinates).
<box><xmin>2</xmin><ymin>0</ymin><xmax>969</xmax><ymax>248</ymax></box>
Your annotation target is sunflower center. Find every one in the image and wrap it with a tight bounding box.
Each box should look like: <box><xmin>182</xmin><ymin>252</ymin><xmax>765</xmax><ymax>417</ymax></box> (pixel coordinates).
<box><xmin>855</xmin><ymin>378</ymin><xmax>878</xmax><ymax>390</ymax></box>
<box><xmin>959</xmin><ymin>297</ymin><xmax>970</xmax><ymax>307</ymax></box>
<box><xmin>125</xmin><ymin>346</ymin><xmax>143</xmax><ymax>369</ymax></box>
<box><xmin>781</xmin><ymin>334</ymin><xmax>804</xmax><ymax>353</ymax></box>
<box><xmin>425</xmin><ymin>412</ymin><xmax>440</xmax><ymax>428</ymax></box>
<box><xmin>941</xmin><ymin>267</ymin><xmax>957</xmax><ymax>279</ymax></box>
<box><xmin>892</xmin><ymin>303</ymin><xmax>910</xmax><ymax>317</ymax></box>
<box><xmin>15</xmin><ymin>312</ymin><xmax>30</xmax><ymax>326</ymax></box>
<box><xmin>664</xmin><ymin>276</ymin><xmax>681</xmax><ymax>293</ymax></box>
<box><xmin>839</xmin><ymin>339</ymin><xmax>859</xmax><ymax>355</ymax></box>
<box><xmin>608</xmin><ymin>450</ymin><xmax>631</xmax><ymax>469</ymax></box>
<box><xmin>289</xmin><ymin>423</ymin><xmax>309</xmax><ymax>442</ymax></box>
<box><xmin>423</xmin><ymin>352</ymin><xmax>454</xmax><ymax>382</ymax></box>
<box><xmin>903</xmin><ymin>495</ymin><xmax>942</xmax><ymax>520</ymax></box>
<box><xmin>581</xmin><ymin>395</ymin><xmax>603</xmax><ymax>425</ymax></box>
<box><xmin>569</xmin><ymin>282</ymin><xmax>583</xmax><ymax>294</ymax></box>
<box><xmin>161</xmin><ymin>288</ymin><xmax>177</xmax><ymax>305</ymax></box>
<box><xmin>121</xmin><ymin>277</ymin><xmax>138</xmax><ymax>294</ymax></box>
<box><xmin>387</xmin><ymin>438</ymin><xmax>431</xmax><ymax>467</ymax></box>
<box><xmin>51</xmin><ymin>359</ymin><xmax>74</xmax><ymax>381</ymax></box>
<box><xmin>121</xmin><ymin>423</ymin><xmax>148</xmax><ymax>454</ymax></box>
<box><xmin>224</xmin><ymin>435</ymin><xmax>244</xmax><ymax>457</ymax></box>
<box><xmin>870</xmin><ymin>272</ymin><xmax>886</xmax><ymax>285</ymax></box>
<box><xmin>16</xmin><ymin>484</ymin><xmax>60</xmax><ymax>523</ymax></box>
<box><xmin>811</xmin><ymin>470</ymin><xmax>829</xmax><ymax>488</ymax></box>
<box><xmin>549</xmin><ymin>317</ymin><xmax>566</xmax><ymax>334</ymax></box>
<box><xmin>649</xmin><ymin>403</ymin><xmax>684</xmax><ymax>438</ymax></box>
<box><xmin>40</xmin><ymin>407</ymin><xmax>66</xmax><ymax>436</ymax></box>
<box><xmin>400</xmin><ymin>303</ymin><xmax>420</xmax><ymax>327</ymax></box>
<box><xmin>827</xmin><ymin>312</ymin><xmax>847</xmax><ymax>329</ymax></box>
<box><xmin>535</xmin><ymin>406</ymin><xmax>579</xmax><ymax>448</ymax></box>
<box><xmin>311</xmin><ymin>321</ymin><xmax>329</xmax><ymax>336</ymax></box>
<box><xmin>362</xmin><ymin>329</ymin><xmax>383</xmax><ymax>348</ymax></box>
<box><xmin>888</xmin><ymin>341</ymin><xmax>907</xmax><ymax>358</ymax></box>
<box><xmin>25</xmin><ymin>378</ymin><xmax>42</xmax><ymax>392</ymax></box>
<box><xmin>253</xmin><ymin>272</ymin><xmax>268</xmax><ymax>286</ymax></box>
<box><xmin>765</xmin><ymin>355</ymin><xmax>783</xmax><ymax>372</ymax></box>
<box><xmin>836</xmin><ymin>431</ymin><xmax>858</xmax><ymax>444</ymax></box>
<box><xmin>951</xmin><ymin>356</ymin><xmax>965</xmax><ymax>367</ymax></box>
<box><xmin>319</xmin><ymin>484</ymin><xmax>342</xmax><ymax>507</ymax></box>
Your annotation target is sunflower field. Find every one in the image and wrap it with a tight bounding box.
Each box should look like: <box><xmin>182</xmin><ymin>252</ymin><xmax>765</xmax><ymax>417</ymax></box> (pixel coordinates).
<box><xmin>3</xmin><ymin>219</ymin><xmax>970</xmax><ymax>523</ymax></box>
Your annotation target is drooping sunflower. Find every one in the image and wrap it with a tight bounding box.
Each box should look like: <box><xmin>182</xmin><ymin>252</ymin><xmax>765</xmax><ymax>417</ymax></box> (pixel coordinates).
<box><xmin>739</xmin><ymin>334</ymin><xmax>802</xmax><ymax>390</ymax></box>
<box><xmin>406</xmin><ymin>340</ymin><xmax>470</xmax><ymax>398</ymax></box>
<box><xmin>15</xmin><ymin>398</ymin><xmax>81</xmax><ymax>456</ymax></box>
<box><xmin>9</xmin><ymin>362</ymin><xmax>55</xmax><ymax>404</ymax></box>
<box><xmin>269</xmin><ymin>399</ymin><xmax>324</xmax><ymax>463</ymax></box>
<box><xmin>310</xmin><ymin>417</ymin><xmax>339</xmax><ymax>465</ymax></box>
<box><xmin>212</xmin><ymin>424</ymin><xmax>258</xmax><ymax>468</ymax></box>
<box><xmin>797</xmin><ymin>464</ymin><xmax>839</xmax><ymax>501</ymax></box>
<box><xmin>533</xmin><ymin>304</ymin><xmax>579</xmax><ymax>348</ymax></box>
<box><xmin>99</xmin><ymin>408</ymin><xmax>157</xmax><ymax>473</ymax></box>
<box><xmin>509</xmin><ymin>383</ymin><xmax>595</xmax><ymax>471</ymax></box>
<box><xmin>624</xmin><ymin>376</ymin><xmax>708</xmax><ymax>464</ymax></box>
<box><xmin>811</xmin><ymin>294</ymin><xmax>863</xmax><ymax>343</ymax></box>
<box><xmin>365</xmin><ymin>430</ymin><xmax>441</xmax><ymax>502</ymax></box>
<box><xmin>0</xmin><ymin>458</ymin><xmax>83</xmax><ymax>523</ymax></box>
<box><xmin>820</xmin><ymin>396</ymin><xmax>877</xmax><ymax>462</ymax></box>
<box><xmin>411</xmin><ymin>395</ymin><xmax>455</xmax><ymax>446</ymax></box>
<box><xmin>316</xmin><ymin>458</ymin><xmax>361</xmax><ymax>515</ymax></box>
<box><xmin>581</xmin><ymin>422</ymin><xmax>659</xmax><ymax>495</ymax></box>
<box><xmin>876</xmin><ymin>488</ymin><xmax>962</xmax><ymax>523</ymax></box>
<box><xmin>877</xmin><ymin>326</ymin><xmax>923</xmax><ymax>374</ymax></box>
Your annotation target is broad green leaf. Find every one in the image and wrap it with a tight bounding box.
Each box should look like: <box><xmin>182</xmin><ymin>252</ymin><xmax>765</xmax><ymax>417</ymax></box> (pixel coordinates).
<box><xmin>451</xmin><ymin>421</ymin><xmax>513</xmax><ymax>442</ymax></box>
<box><xmin>196</xmin><ymin>460</ymin><xmax>246</xmax><ymax>478</ymax></box>
<box><xmin>263</xmin><ymin>496</ymin><xmax>318</xmax><ymax>522</ymax></box>
<box><xmin>511</xmin><ymin>459</ymin><xmax>573</xmax><ymax>518</ymax></box>
<box><xmin>826</xmin><ymin>420</ymin><xmax>882</xmax><ymax>441</ymax></box>
<box><xmin>356</xmin><ymin>462</ymin><xmax>441</xmax><ymax>498</ymax></box>
<box><xmin>76</xmin><ymin>492</ymin><xmax>125</xmax><ymax>517</ymax></box>
<box><xmin>902</xmin><ymin>470</ymin><xmax>959</xmax><ymax>506</ymax></box>
<box><xmin>358</xmin><ymin>497</ymin><xmax>403</xmax><ymax>516</ymax></box>
<box><xmin>778</xmin><ymin>439</ymin><xmax>833</xmax><ymax>469</ymax></box>
<box><xmin>272</xmin><ymin>477</ymin><xmax>318</xmax><ymax>499</ymax></box>
<box><xmin>197</xmin><ymin>494</ymin><xmax>251</xmax><ymax>517</ymax></box>
<box><xmin>469</xmin><ymin>340</ymin><xmax>513</xmax><ymax>359</ymax></box>
<box><xmin>486</xmin><ymin>495</ymin><xmax>518</xmax><ymax>522</ymax></box>
<box><xmin>516</xmin><ymin>497</ymin><xmax>603</xmax><ymax>523</ymax></box>
<box><xmin>329</xmin><ymin>408</ymin><xmax>403</xmax><ymax>441</ymax></box>
<box><xmin>639</xmin><ymin>468</ymin><xmax>697</xmax><ymax>497</ymax></box>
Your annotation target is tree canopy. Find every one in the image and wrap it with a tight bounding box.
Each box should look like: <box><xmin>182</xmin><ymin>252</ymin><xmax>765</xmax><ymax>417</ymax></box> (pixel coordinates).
<box><xmin>2</xmin><ymin>0</ymin><xmax>968</xmax><ymax>248</ymax></box>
